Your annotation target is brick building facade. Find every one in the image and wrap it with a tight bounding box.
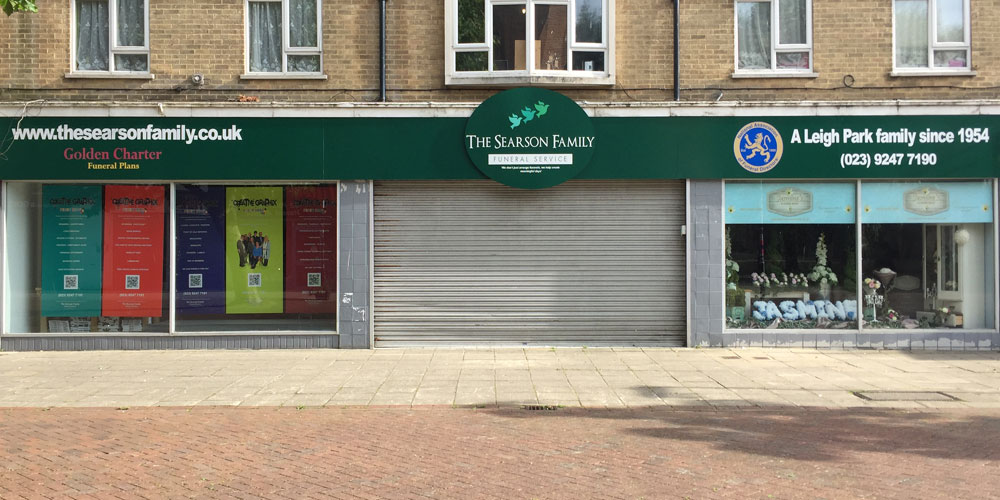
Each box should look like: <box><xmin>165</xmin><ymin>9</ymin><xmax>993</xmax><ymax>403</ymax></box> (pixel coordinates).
<box><xmin>0</xmin><ymin>1</ymin><xmax>996</xmax><ymax>350</ymax></box>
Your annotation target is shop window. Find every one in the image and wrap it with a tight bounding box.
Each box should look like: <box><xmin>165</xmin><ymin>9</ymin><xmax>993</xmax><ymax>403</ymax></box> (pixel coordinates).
<box><xmin>860</xmin><ymin>181</ymin><xmax>994</xmax><ymax>330</ymax></box>
<box><xmin>735</xmin><ymin>0</ymin><xmax>812</xmax><ymax>73</ymax></box>
<box><xmin>245</xmin><ymin>0</ymin><xmax>322</xmax><ymax>75</ymax></box>
<box><xmin>446</xmin><ymin>0</ymin><xmax>612</xmax><ymax>85</ymax></box>
<box><xmin>893</xmin><ymin>0</ymin><xmax>970</xmax><ymax>72</ymax></box>
<box><xmin>6</xmin><ymin>183</ymin><xmax>169</xmax><ymax>333</ymax></box>
<box><xmin>4</xmin><ymin>183</ymin><xmax>338</xmax><ymax>334</ymax></box>
<box><xmin>174</xmin><ymin>184</ymin><xmax>337</xmax><ymax>332</ymax></box>
<box><xmin>72</xmin><ymin>0</ymin><xmax>149</xmax><ymax>74</ymax></box>
<box><xmin>725</xmin><ymin>183</ymin><xmax>857</xmax><ymax>329</ymax></box>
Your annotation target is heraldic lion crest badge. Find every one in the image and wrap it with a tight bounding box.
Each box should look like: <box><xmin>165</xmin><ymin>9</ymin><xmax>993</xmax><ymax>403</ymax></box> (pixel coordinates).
<box><xmin>734</xmin><ymin>121</ymin><xmax>783</xmax><ymax>173</ymax></box>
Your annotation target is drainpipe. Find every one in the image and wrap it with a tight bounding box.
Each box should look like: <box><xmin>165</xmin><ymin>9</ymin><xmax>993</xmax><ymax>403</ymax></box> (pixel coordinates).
<box><xmin>673</xmin><ymin>0</ymin><xmax>680</xmax><ymax>101</ymax></box>
<box><xmin>380</xmin><ymin>0</ymin><xmax>387</xmax><ymax>102</ymax></box>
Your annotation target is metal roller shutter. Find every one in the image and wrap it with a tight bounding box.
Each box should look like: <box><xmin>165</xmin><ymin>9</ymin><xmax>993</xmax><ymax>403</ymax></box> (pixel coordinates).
<box><xmin>373</xmin><ymin>180</ymin><xmax>687</xmax><ymax>346</ymax></box>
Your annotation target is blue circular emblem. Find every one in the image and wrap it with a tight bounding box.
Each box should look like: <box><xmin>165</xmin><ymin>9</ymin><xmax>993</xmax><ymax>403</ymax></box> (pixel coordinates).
<box><xmin>734</xmin><ymin>122</ymin><xmax>783</xmax><ymax>173</ymax></box>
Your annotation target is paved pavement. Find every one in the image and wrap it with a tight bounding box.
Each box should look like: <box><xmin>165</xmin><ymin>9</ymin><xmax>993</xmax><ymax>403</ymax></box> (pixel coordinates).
<box><xmin>0</xmin><ymin>406</ymin><xmax>997</xmax><ymax>499</ymax></box>
<box><xmin>2</xmin><ymin>348</ymin><xmax>999</xmax><ymax>499</ymax></box>
<box><xmin>0</xmin><ymin>347</ymin><xmax>998</xmax><ymax>409</ymax></box>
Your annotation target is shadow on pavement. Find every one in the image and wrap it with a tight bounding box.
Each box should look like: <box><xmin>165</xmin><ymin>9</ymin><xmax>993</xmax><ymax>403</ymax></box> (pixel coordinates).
<box><xmin>488</xmin><ymin>404</ymin><xmax>1000</xmax><ymax>462</ymax></box>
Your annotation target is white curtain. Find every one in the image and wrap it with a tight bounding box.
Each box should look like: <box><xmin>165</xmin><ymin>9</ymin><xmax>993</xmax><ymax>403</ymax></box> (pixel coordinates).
<box><xmin>738</xmin><ymin>2</ymin><xmax>771</xmax><ymax>69</ymax></box>
<box><xmin>778</xmin><ymin>0</ymin><xmax>806</xmax><ymax>45</ymax></box>
<box><xmin>249</xmin><ymin>1</ymin><xmax>282</xmax><ymax>72</ymax></box>
<box><xmin>288</xmin><ymin>0</ymin><xmax>320</xmax><ymax>72</ymax></box>
<box><xmin>289</xmin><ymin>0</ymin><xmax>317</xmax><ymax>47</ymax></box>
<box><xmin>895</xmin><ymin>0</ymin><xmax>929</xmax><ymax>67</ymax></box>
<box><xmin>76</xmin><ymin>0</ymin><xmax>109</xmax><ymax>71</ymax></box>
<box><xmin>117</xmin><ymin>0</ymin><xmax>144</xmax><ymax>46</ymax></box>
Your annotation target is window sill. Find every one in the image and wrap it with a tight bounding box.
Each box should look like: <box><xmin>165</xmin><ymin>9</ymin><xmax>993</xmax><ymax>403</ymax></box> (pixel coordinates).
<box><xmin>890</xmin><ymin>69</ymin><xmax>977</xmax><ymax>77</ymax></box>
<box><xmin>64</xmin><ymin>72</ymin><xmax>155</xmax><ymax>80</ymax></box>
<box><xmin>240</xmin><ymin>73</ymin><xmax>329</xmax><ymax>80</ymax></box>
<box><xmin>446</xmin><ymin>74</ymin><xmax>614</xmax><ymax>88</ymax></box>
<box><xmin>731</xmin><ymin>71</ymin><xmax>818</xmax><ymax>79</ymax></box>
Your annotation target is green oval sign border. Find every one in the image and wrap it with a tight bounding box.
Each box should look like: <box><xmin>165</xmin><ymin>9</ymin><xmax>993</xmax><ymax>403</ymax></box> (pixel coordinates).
<box><xmin>465</xmin><ymin>88</ymin><xmax>596</xmax><ymax>189</ymax></box>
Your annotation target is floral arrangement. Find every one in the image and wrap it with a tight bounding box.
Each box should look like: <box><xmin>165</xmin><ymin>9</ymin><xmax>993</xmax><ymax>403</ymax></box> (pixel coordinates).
<box><xmin>863</xmin><ymin>278</ymin><xmax>881</xmax><ymax>292</ymax></box>
<box><xmin>885</xmin><ymin>309</ymin><xmax>899</xmax><ymax>321</ymax></box>
<box><xmin>808</xmin><ymin>233</ymin><xmax>838</xmax><ymax>285</ymax></box>
<box><xmin>751</xmin><ymin>272</ymin><xmax>810</xmax><ymax>290</ymax></box>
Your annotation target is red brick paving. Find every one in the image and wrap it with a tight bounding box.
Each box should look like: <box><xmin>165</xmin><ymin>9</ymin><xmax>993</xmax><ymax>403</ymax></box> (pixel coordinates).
<box><xmin>0</xmin><ymin>407</ymin><xmax>997</xmax><ymax>499</ymax></box>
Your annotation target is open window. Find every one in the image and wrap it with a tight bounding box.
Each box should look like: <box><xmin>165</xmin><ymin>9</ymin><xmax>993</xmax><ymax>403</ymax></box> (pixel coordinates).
<box><xmin>446</xmin><ymin>0</ymin><xmax>614</xmax><ymax>86</ymax></box>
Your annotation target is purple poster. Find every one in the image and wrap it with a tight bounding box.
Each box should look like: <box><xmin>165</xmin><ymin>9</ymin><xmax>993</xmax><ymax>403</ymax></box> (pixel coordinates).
<box><xmin>176</xmin><ymin>185</ymin><xmax>226</xmax><ymax>314</ymax></box>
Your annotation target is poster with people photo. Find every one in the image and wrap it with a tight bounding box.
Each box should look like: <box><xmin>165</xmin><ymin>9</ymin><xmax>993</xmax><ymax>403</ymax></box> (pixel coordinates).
<box><xmin>225</xmin><ymin>187</ymin><xmax>284</xmax><ymax>314</ymax></box>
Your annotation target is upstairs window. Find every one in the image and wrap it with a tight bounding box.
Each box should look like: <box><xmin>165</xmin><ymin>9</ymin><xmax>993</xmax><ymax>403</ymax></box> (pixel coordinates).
<box><xmin>735</xmin><ymin>0</ymin><xmax>812</xmax><ymax>73</ymax></box>
<box><xmin>447</xmin><ymin>0</ymin><xmax>613</xmax><ymax>85</ymax></box>
<box><xmin>245</xmin><ymin>0</ymin><xmax>322</xmax><ymax>75</ymax></box>
<box><xmin>894</xmin><ymin>0</ymin><xmax>970</xmax><ymax>71</ymax></box>
<box><xmin>73</xmin><ymin>0</ymin><xmax>149</xmax><ymax>73</ymax></box>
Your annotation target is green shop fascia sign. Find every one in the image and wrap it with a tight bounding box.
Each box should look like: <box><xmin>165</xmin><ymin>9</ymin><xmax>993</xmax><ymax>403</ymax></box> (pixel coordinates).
<box><xmin>1</xmin><ymin>103</ymin><xmax>999</xmax><ymax>181</ymax></box>
<box><xmin>464</xmin><ymin>88</ymin><xmax>596</xmax><ymax>189</ymax></box>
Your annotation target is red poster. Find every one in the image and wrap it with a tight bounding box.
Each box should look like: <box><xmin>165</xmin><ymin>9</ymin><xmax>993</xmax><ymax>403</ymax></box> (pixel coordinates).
<box><xmin>284</xmin><ymin>186</ymin><xmax>337</xmax><ymax>314</ymax></box>
<box><xmin>101</xmin><ymin>185</ymin><xmax>166</xmax><ymax>317</ymax></box>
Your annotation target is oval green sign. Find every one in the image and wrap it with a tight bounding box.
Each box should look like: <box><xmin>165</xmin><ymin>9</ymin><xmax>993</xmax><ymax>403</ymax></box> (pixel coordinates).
<box><xmin>465</xmin><ymin>88</ymin><xmax>596</xmax><ymax>189</ymax></box>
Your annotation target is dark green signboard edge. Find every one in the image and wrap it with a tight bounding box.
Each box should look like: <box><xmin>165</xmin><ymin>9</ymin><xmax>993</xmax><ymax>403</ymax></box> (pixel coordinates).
<box><xmin>1</xmin><ymin>115</ymin><xmax>998</xmax><ymax>181</ymax></box>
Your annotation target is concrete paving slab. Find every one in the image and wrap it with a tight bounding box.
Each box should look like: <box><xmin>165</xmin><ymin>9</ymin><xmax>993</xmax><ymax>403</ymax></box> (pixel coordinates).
<box><xmin>0</xmin><ymin>348</ymin><xmax>997</xmax><ymax>409</ymax></box>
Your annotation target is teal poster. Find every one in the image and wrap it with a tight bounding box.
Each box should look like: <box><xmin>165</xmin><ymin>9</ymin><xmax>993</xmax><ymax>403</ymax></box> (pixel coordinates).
<box><xmin>41</xmin><ymin>185</ymin><xmax>104</xmax><ymax>316</ymax></box>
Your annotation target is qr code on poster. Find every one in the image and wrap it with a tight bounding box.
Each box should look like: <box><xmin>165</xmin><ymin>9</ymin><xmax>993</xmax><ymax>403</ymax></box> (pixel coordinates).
<box><xmin>248</xmin><ymin>273</ymin><xmax>262</xmax><ymax>287</ymax></box>
<box><xmin>188</xmin><ymin>273</ymin><xmax>203</xmax><ymax>289</ymax></box>
<box><xmin>307</xmin><ymin>273</ymin><xmax>322</xmax><ymax>287</ymax></box>
<box><xmin>63</xmin><ymin>274</ymin><xmax>79</xmax><ymax>290</ymax></box>
<box><xmin>125</xmin><ymin>275</ymin><xmax>140</xmax><ymax>290</ymax></box>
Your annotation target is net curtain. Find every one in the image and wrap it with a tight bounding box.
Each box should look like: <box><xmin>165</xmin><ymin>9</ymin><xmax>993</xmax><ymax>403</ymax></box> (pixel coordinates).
<box><xmin>738</xmin><ymin>0</ymin><xmax>807</xmax><ymax>70</ymax></box>
<box><xmin>249</xmin><ymin>2</ymin><xmax>283</xmax><ymax>72</ymax></box>
<box><xmin>76</xmin><ymin>0</ymin><xmax>145</xmax><ymax>71</ymax></box>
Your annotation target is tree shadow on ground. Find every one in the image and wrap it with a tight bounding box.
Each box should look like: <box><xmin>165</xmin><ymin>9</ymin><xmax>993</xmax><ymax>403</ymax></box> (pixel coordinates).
<box><xmin>489</xmin><ymin>401</ymin><xmax>1000</xmax><ymax>462</ymax></box>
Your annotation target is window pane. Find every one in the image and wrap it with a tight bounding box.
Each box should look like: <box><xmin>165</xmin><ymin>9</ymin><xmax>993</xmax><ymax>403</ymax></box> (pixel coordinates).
<box><xmin>174</xmin><ymin>185</ymin><xmax>338</xmax><ymax>332</ymax></box>
<box><xmin>776</xmin><ymin>51</ymin><xmax>809</xmax><ymax>69</ymax></box>
<box><xmin>575</xmin><ymin>0</ymin><xmax>602</xmax><ymax>43</ymax></box>
<box><xmin>933</xmin><ymin>49</ymin><xmax>968</xmax><ymax>67</ymax></box>
<box><xmin>458</xmin><ymin>0</ymin><xmax>485</xmax><ymax>44</ymax></box>
<box><xmin>936</xmin><ymin>0</ymin><xmax>964</xmax><ymax>42</ymax></box>
<box><xmin>114</xmin><ymin>54</ymin><xmax>148</xmax><ymax>72</ymax></box>
<box><xmin>895</xmin><ymin>0</ymin><xmax>929</xmax><ymax>68</ymax></box>
<box><xmin>7</xmin><ymin>183</ymin><xmax>170</xmax><ymax>334</ymax></box>
<box><xmin>777</xmin><ymin>0</ymin><xmax>807</xmax><ymax>45</ymax></box>
<box><xmin>727</xmin><ymin>224</ymin><xmax>858</xmax><ymax>329</ymax></box>
<box><xmin>535</xmin><ymin>5</ymin><xmax>567</xmax><ymax>70</ymax></box>
<box><xmin>737</xmin><ymin>2</ymin><xmax>771</xmax><ymax>70</ymax></box>
<box><xmin>249</xmin><ymin>1</ymin><xmax>282</xmax><ymax>72</ymax></box>
<box><xmin>860</xmin><ymin>181</ymin><xmax>995</xmax><ymax>330</ymax></box>
<box><xmin>492</xmin><ymin>4</ymin><xmax>526</xmax><ymax>71</ymax></box>
<box><xmin>456</xmin><ymin>51</ymin><xmax>488</xmax><ymax>71</ymax></box>
<box><xmin>77</xmin><ymin>0</ymin><xmax>110</xmax><ymax>71</ymax></box>
<box><xmin>288</xmin><ymin>54</ymin><xmax>320</xmax><ymax>72</ymax></box>
<box><xmin>572</xmin><ymin>51</ymin><xmax>604</xmax><ymax>71</ymax></box>
<box><xmin>116</xmin><ymin>0</ymin><xmax>144</xmax><ymax>47</ymax></box>
<box><xmin>289</xmin><ymin>0</ymin><xmax>318</xmax><ymax>48</ymax></box>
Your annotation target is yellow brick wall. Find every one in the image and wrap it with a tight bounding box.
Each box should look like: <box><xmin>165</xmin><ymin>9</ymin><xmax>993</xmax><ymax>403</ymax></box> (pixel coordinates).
<box><xmin>680</xmin><ymin>0</ymin><xmax>1000</xmax><ymax>101</ymax></box>
<box><xmin>0</xmin><ymin>0</ymin><xmax>997</xmax><ymax>103</ymax></box>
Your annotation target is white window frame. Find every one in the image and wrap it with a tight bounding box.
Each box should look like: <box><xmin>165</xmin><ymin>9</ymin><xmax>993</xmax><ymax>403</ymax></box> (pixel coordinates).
<box><xmin>445</xmin><ymin>0</ymin><xmax>615</xmax><ymax>86</ymax></box>
<box><xmin>732</xmin><ymin>0</ymin><xmax>815</xmax><ymax>78</ymax></box>
<box><xmin>68</xmin><ymin>0</ymin><xmax>152</xmax><ymax>78</ymax></box>
<box><xmin>242</xmin><ymin>0</ymin><xmax>326</xmax><ymax>79</ymax></box>
<box><xmin>891</xmin><ymin>0</ymin><xmax>972</xmax><ymax>76</ymax></box>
